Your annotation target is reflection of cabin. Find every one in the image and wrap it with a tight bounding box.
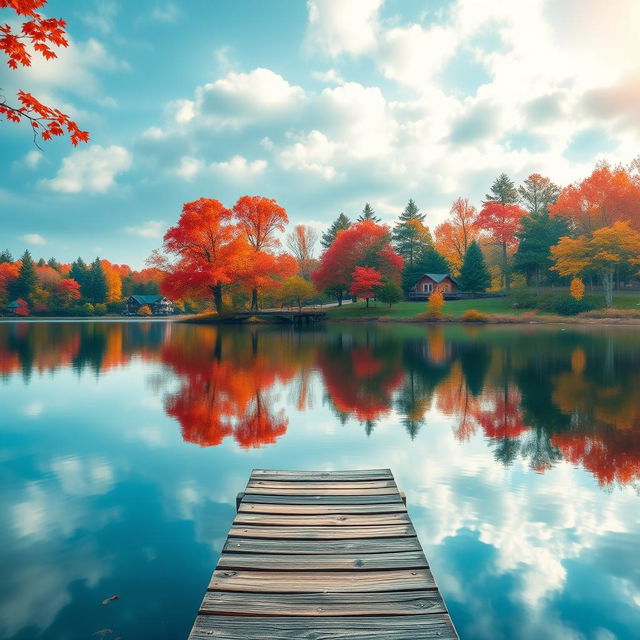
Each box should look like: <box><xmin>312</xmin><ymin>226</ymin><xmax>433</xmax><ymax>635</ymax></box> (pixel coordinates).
<box><xmin>125</xmin><ymin>295</ymin><xmax>174</xmax><ymax>315</ymax></box>
<box><xmin>412</xmin><ymin>273</ymin><xmax>459</xmax><ymax>295</ymax></box>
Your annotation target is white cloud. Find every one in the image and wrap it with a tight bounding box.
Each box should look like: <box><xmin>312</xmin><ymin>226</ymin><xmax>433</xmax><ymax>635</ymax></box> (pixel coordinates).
<box><xmin>175</xmin><ymin>155</ymin><xmax>204</xmax><ymax>181</ymax></box>
<box><xmin>20</xmin><ymin>234</ymin><xmax>46</xmax><ymax>246</ymax></box>
<box><xmin>23</xmin><ymin>151</ymin><xmax>43</xmax><ymax>169</ymax></box>
<box><xmin>42</xmin><ymin>145</ymin><xmax>132</xmax><ymax>194</ymax></box>
<box><xmin>312</xmin><ymin>69</ymin><xmax>344</xmax><ymax>84</ymax></box>
<box><xmin>279</xmin><ymin>130</ymin><xmax>338</xmax><ymax>180</ymax></box>
<box><xmin>210</xmin><ymin>155</ymin><xmax>267</xmax><ymax>180</ymax></box>
<box><xmin>125</xmin><ymin>220</ymin><xmax>165</xmax><ymax>239</ymax></box>
<box><xmin>305</xmin><ymin>0</ymin><xmax>382</xmax><ymax>57</ymax></box>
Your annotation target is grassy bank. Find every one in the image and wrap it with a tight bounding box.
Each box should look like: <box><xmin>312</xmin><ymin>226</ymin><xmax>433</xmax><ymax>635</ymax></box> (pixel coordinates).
<box><xmin>324</xmin><ymin>294</ymin><xmax>640</xmax><ymax>323</ymax></box>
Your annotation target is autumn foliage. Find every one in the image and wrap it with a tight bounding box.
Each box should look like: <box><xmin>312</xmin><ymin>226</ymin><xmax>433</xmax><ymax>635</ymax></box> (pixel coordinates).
<box><xmin>0</xmin><ymin>0</ymin><xmax>89</xmax><ymax>145</ymax></box>
<box><xmin>313</xmin><ymin>220</ymin><xmax>403</xmax><ymax>304</ymax></box>
<box><xmin>349</xmin><ymin>266</ymin><xmax>383</xmax><ymax>306</ymax></box>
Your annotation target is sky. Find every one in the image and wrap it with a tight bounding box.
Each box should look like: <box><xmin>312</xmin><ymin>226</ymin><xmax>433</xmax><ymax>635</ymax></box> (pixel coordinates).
<box><xmin>2</xmin><ymin>0</ymin><xmax>640</xmax><ymax>268</ymax></box>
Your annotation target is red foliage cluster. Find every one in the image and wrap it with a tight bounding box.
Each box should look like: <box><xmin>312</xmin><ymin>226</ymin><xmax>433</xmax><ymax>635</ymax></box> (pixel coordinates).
<box><xmin>0</xmin><ymin>0</ymin><xmax>88</xmax><ymax>145</ymax></box>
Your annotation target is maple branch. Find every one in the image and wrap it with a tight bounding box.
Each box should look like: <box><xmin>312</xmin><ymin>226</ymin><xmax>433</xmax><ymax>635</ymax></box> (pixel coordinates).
<box><xmin>0</xmin><ymin>97</ymin><xmax>44</xmax><ymax>149</ymax></box>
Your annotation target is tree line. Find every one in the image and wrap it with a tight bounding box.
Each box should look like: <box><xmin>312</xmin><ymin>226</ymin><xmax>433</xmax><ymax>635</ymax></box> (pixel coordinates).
<box><xmin>0</xmin><ymin>251</ymin><xmax>163</xmax><ymax>315</ymax></box>
<box><xmin>153</xmin><ymin>158</ymin><xmax>640</xmax><ymax>313</ymax></box>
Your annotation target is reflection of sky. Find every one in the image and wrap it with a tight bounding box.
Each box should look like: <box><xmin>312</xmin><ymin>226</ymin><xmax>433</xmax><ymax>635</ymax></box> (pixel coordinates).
<box><xmin>0</xmin><ymin>330</ymin><xmax>638</xmax><ymax>639</ymax></box>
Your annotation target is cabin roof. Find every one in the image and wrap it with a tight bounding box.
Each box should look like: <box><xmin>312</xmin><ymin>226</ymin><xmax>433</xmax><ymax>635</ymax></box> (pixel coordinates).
<box><xmin>7</xmin><ymin>300</ymin><xmax>20</xmax><ymax>308</ymax></box>
<box><xmin>421</xmin><ymin>273</ymin><xmax>459</xmax><ymax>285</ymax></box>
<box><xmin>129</xmin><ymin>294</ymin><xmax>166</xmax><ymax>304</ymax></box>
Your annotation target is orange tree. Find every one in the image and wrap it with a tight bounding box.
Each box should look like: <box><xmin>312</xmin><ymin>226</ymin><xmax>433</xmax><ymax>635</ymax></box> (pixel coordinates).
<box><xmin>551</xmin><ymin>221</ymin><xmax>640</xmax><ymax>307</ymax></box>
<box><xmin>0</xmin><ymin>0</ymin><xmax>88</xmax><ymax>145</ymax></box>
<box><xmin>160</xmin><ymin>198</ymin><xmax>251</xmax><ymax>313</ymax></box>
<box><xmin>434</xmin><ymin>197</ymin><xmax>479</xmax><ymax>274</ymax></box>
<box><xmin>233</xmin><ymin>195</ymin><xmax>291</xmax><ymax>310</ymax></box>
<box><xmin>550</xmin><ymin>161</ymin><xmax>640</xmax><ymax>233</ymax></box>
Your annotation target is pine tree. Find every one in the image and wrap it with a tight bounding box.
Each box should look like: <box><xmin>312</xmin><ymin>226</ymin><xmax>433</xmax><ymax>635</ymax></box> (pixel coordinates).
<box><xmin>459</xmin><ymin>240</ymin><xmax>491</xmax><ymax>292</ymax></box>
<box><xmin>518</xmin><ymin>174</ymin><xmax>560</xmax><ymax>216</ymax></box>
<box><xmin>392</xmin><ymin>199</ymin><xmax>431</xmax><ymax>267</ymax></box>
<box><xmin>514</xmin><ymin>212</ymin><xmax>568</xmax><ymax>290</ymax></box>
<box><xmin>47</xmin><ymin>257</ymin><xmax>61</xmax><ymax>271</ymax></box>
<box><xmin>12</xmin><ymin>250</ymin><xmax>37</xmax><ymax>300</ymax></box>
<box><xmin>357</xmin><ymin>203</ymin><xmax>381</xmax><ymax>223</ymax></box>
<box><xmin>87</xmin><ymin>257</ymin><xmax>108</xmax><ymax>304</ymax></box>
<box><xmin>70</xmin><ymin>258</ymin><xmax>89</xmax><ymax>297</ymax></box>
<box><xmin>0</xmin><ymin>249</ymin><xmax>13</xmax><ymax>263</ymax></box>
<box><xmin>401</xmin><ymin>245</ymin><xmax>449</xmax><ymax>292</ymax></box>
<box><xmin>485</xmin><ymin>173</ymin><xmax>518</xmax><ymax>205</ymax></box>
<box><xmin>320</xmin><ymin>213</ymin><xmax>351</xmax><ymax>249</ymax></box>
<box><xmin>37</xmin><ymin>257</ymin><xmax>46</xmax><ymax>267</ymax></box>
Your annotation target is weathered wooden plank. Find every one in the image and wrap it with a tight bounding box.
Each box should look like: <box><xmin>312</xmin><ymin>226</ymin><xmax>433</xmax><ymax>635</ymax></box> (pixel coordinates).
<box><xmin>247</xmin><ymin>480</ymin><xmax>397</xmax><ymax>490</ymax></box>
<box><xmin>241</xmin><ymin>494</ymin><xmax>404</xmax><ymax>505</ymax></box>
<box><xmin>217</xmin><ymin>550</ymin><xmax>428</xmax><ymax>571</ymax></box>
<box><xmin>210</xmin><ymin>568</ymin><xmax>435</xmax><ymax>593</ymax></box>
<box><xmin>189</xmin><ymin>614</ymin><xmax>458</xmax><ymax>639</ymax></box>
<box><xmin>233</xmin><ymin>511</ymin><xmax>411</xmax><ymax>527</ymax></box>
<box><xmin>223</xmin><ymin>536</ymin><xmax>422</xmax><ymax>555</ymax></box>
<box><xmin>244</xmin><ymin>486</ymin><xmax>399</xmax><ymax>495</ymax></box>
<box><xmin>237</xmin><ymin>502</ymin><xmax>408</xmax><ymax>516</ymax></box>
<box><xmin>200</xmin><ymin>589</ymin><xmax>445</xmax><ymax>616</ymax></box>
<box><xmin>228</xmin><ymin>524</ymin><xmax>416</xmax><ymax>540</ymax></box>
<box><xmin>250</xmin><ymin>469</ymin><xmax>392</xmax><ymax>481</ymax></box>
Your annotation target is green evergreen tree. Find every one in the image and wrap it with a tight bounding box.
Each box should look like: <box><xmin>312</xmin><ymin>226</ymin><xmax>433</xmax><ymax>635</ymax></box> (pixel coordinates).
<box><xmin>401</xmin><ymin>245</ymin><xmax>449</xmax><ymax>292</ymax></box>
<box><xmin>357</xmin><ymin>203</ymin><xmax>381</xmax><ymax>223</ymax></box>
<box><xmin>87</xmin><ymin>257</ymin><xmax>108</xmax><ymax>304</ymax></box>
<box><xmin>376</xmin><ymin>280</ymin><xmax>404</xmax><ymax>307</ymax></box>
<box><xmin>320</xmin><ymin>213</ymin><xmax>351</xmax><ymax>249</ymax></box>
<box><xmin>70</xmin><ymin>258</ymin><xmax>89</xmax><ymax>297</ymax></box>
<box><xmin>485</xmin><ymin>173</ymin><xmax>518</xmax><ymax>205</ymax></box>
<box><xmin>12</xmin><ymin>250</ymin><xmax>37</xmax><ymax>300</ymax></box>
<box><xmin>459</xmin><ymin>240</ymin><xmax>491</xmax><ymax>292</ymax></box>
<box><xmin>392</xmin><ymin>199</ymin><xmax>431</xmax><ymax>267</ymax></box>
<box><xmin>513</xmin><ymin>212</ymin><xmax>568</xmax><ymax>290</ymax></box>
<box><xmin>47</xmin><ymin>257</ymin><xmax>61</xmax><ymax>271</ymax></box>
<box><xmin>0</xmin><ymin>249</ymin><xmax>13</xmax><ymax>263</ymax></box>
<box><xmin>37</xmin><ymin>257</ymin><xmax>46</xmax><ymax>267</ymax></box>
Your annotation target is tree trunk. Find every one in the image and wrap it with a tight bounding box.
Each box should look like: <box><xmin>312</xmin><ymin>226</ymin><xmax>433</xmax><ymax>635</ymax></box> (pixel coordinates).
<box><xmin>251</xmin><ymin>288</ymin><xmax>258</xmax><ymax>311</ymax></box>
<box><xmin>365</xmin><ymin>297</ymin><xmax>369</xmax><ymax>308</ymax></box>
<box><xmin>502</xmin><ymin>242</ymin><xmax>510</xmax><ymax>292</ymax></box>
<box><xmin>211</xmin><ymin>284</ymin><xmax>223</xmax><ymax>313</ymax></box>
<box><xmin>535</xmin><ymin>265</ymin><xmax>540</xmax><ymax>295</ymax></box>
<box><xmin>336</xmin><ymin>289</ymin><xmax>343</xmax><ymax>306</ymax></box>
<box><xmin>602</xmin><ymin>269</ymin><xmax>614</xmax><ymax>307</ymax></box>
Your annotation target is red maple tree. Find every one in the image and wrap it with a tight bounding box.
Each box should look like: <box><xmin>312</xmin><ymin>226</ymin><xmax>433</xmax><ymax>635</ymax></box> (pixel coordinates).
<box><xmin>0</xmin><ymin>0</ymin><xmax>89</xmax><ymax>145</ymax></box>
<box><xmin>313</xmin><ymin>220</ymin><xmax>403</xmax><ymax>304</ymax></box>
<box><xmin>349</xmin><ymin>265</ymin><xmax>383</xmax><ymax>307</ymax></box>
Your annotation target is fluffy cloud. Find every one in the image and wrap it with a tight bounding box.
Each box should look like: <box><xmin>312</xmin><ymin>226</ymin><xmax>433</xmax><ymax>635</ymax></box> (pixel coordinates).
<box><xmin>176</xmin><ymin>68</ymin><xmax>305</xmax><ymax>130</ymax></box>
<box><xmin>305</xmin><ymin>0</ymin><xmax>382</xmax><ymax>57</ymax></box>
<box><xmin>211</xmin><ymin>155</ymin><xmax>267</xmax><ymax>180</ymax></box>
<box><xmin>279</xmin><ymin>130</ymin><xmax>338</xmax><ymax>180</ymax></box>
<box><xmin>125</xmin><ymin>220</ymin><xmax>165</xmax><ymax>239</ymax></box>
<box><xmin>20</xmin><ymin>233</ymin><xmax>46</xmax><ymax>246</ymax></box>
<box><xmin>42</xmin><ymin>145</ymin><xmax>132</xmax><ymax>194</ymax></box>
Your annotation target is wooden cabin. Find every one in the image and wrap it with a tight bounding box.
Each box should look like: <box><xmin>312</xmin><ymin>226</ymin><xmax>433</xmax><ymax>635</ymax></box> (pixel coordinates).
<box><xmin>125</xmin><ymin>294</ymin><xmax>174</xmax><ymax>316</ymax></box>
<box><xmin>412</xmin><ymin>273</ymin><xmax>459</xmax><ymax>295</ymax></box>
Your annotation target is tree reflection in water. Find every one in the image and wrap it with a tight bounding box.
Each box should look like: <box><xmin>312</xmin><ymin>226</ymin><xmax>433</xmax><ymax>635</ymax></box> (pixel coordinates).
<box><xmin>1</xmin><ymin>321</ymin><xmax>638</xmax><ymax>487</ymax></box>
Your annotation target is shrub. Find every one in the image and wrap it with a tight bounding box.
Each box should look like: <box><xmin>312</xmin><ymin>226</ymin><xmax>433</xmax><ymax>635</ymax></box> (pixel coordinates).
<box><xmin>94</xmin><ymin>303</ymin><xmax>107</xmax><ymax>315</ymax></box>
<box><xmin>427</xmin><ymin>289</ymin><xmax>444</xmax><ymax>315</ymax></box>
<box><xmin>81</xmin><ymin>302</ymin><xmax>95</xmax><ymax>315</ymax></box>
<box><xmin>461</xmin><ymin>309</ymin><xmax>490</xmax><ymax>322</ymax></box>
<box><xmin>512</xmin><ymin>289</ymin><xmax>602</xmax><ymax>315</ymax></box>
<box><xmin>377</xmin><ymin>280</ymin><xmax>403</xmax><ymax>307</ymax></box>
<box><xmin>579</xmin><ymin>309</ymin><xmax>640</xmax><ymax>319</ymax></box>
<box><xmin>570</xmin><ymin>277</ymin><xmax>585</xmax><ymax>301</ymax></box>
<box><xmin>138</xmin><ymin>304</ymin><xmax>153</xmax><ymax>316</ymax></box>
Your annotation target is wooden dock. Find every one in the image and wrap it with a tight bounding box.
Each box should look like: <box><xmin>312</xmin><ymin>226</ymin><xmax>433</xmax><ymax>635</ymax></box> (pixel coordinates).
<box><xmin>188</xmin><ymin>468</ymin><xmax>459</xmax><ymax>639</ymax></box>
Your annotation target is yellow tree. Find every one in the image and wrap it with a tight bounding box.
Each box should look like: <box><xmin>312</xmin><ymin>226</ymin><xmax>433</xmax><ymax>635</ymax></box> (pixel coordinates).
<box><xmin>551</xmin><ymin>221</ymin><xmax>640</xmax><ymax>307</ymax></box>
<box><xmin>434</xmin><ymin>198</ymin><xmax>479</xmax><ymax>274</ymax></box>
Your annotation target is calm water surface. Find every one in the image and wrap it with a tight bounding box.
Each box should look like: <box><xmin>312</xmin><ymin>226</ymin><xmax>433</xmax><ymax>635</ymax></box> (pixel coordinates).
<box><xmin>0</xmin><ymin>321</ymin><xmax>639</xmax><ymax>640</ymax></box>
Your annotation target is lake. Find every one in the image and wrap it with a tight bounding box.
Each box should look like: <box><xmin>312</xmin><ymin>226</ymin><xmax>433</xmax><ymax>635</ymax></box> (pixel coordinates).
<box><xmin>0</xmin><ymin>320</ymin><xmax>639</xmax><ymax>640</ymax></box>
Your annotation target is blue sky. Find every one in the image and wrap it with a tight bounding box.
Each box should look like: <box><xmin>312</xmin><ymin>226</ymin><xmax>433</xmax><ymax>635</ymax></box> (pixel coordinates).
<box><xmin>2</xmin><ymin>0</ymin><xmax>640</xmax><ymax>267</ymax></box>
